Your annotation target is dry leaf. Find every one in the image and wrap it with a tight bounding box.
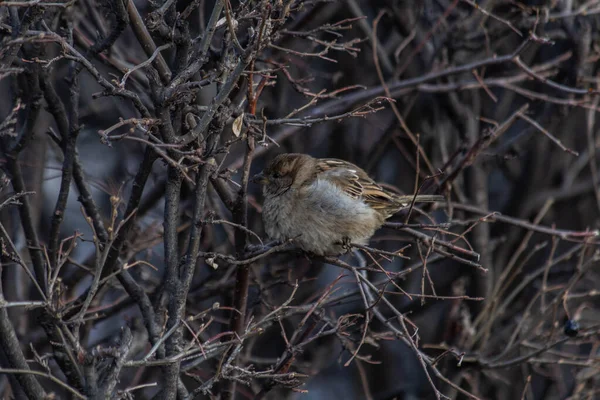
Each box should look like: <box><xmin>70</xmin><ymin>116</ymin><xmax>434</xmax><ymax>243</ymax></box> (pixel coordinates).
<box><xmin>232</xmin><ymin>113</ymin><xmax>244</xmax><ymax>137</ymax></box>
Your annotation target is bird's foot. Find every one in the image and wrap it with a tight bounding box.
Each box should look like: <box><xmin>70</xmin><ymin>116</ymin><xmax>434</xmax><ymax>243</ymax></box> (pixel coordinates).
<box><xmin>340</xmin><ymin>237</ymin><xmax>352</xmax><ymax>253</ymax></box>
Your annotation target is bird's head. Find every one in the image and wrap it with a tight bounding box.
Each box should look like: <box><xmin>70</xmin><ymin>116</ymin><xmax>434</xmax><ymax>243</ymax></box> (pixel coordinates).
<box><xmin>251</xmin><ymin>153</ymin><xmax>317</xmax><ymax>197</ymax></box>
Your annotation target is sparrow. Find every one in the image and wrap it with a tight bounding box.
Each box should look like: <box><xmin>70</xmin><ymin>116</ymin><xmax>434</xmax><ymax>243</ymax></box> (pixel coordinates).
<box><xmin>251</xmin><ymin>153</ymin><xmax>443</xmax><ymax>256</ymax></box>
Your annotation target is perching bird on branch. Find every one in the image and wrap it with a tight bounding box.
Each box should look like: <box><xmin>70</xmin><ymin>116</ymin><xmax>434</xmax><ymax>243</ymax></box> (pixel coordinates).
<box><xmin>252</xmin><ymin>153</ymin><xmax>443</xmax><ymax>256</ymax></box>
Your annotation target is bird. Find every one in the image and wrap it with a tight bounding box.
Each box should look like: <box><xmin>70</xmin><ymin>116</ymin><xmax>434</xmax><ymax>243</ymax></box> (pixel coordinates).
<box><xmin>251</xmin><ymin>153</ymin><xmax>443</xmax><ymax>256</ymax></box>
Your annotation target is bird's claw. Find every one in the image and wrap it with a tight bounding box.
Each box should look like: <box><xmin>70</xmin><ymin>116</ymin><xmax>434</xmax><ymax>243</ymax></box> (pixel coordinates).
<box><xmin>341</xmin><ymin>237</ymin><xmax>352</xmax><ymax>253</ymax></box>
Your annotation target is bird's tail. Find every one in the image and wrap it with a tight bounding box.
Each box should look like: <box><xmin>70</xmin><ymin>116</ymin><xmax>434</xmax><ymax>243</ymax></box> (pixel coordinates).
<box><xmin>393</xmin><ymin>194</ymin><xmax>444</xmax><ymax>207</ymax></box>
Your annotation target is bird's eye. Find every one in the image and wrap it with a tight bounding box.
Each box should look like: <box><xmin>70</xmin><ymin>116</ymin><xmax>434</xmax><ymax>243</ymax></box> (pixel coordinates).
<box><xmin>272</xmin><ymin>172</ymin><xmax>282</xmax><ymax>179</ymax></box>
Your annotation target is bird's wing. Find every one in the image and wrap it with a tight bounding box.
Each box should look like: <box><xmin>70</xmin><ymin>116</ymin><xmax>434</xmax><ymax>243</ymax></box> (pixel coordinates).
<box><xmin>315</xmin><ymin>159</ymin><xmax>399</xmax><ymax>212</ymax></box>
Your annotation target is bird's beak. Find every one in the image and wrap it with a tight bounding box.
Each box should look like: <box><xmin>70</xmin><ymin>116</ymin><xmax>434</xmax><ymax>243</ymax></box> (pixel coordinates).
<box><xmin>251</xmin><ymin>172</ymin><xmax>269</xmax><ymax>185</ymax></box>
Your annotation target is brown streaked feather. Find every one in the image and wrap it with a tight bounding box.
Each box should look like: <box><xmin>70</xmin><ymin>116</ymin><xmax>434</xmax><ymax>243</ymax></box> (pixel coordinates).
<box><xmin>315</xmin><ymin>159</ymin><xmax>444</xmax><ymax>217</ymax></box>
<box><xmin>391</xmin><ymin>194</ymin><xmax>445</xmax><ymax>206</ymax></box>
<box><xmin>315</xmin><ymin>159</ymin><xmax>400</xmax><ymax>215</ymax></box>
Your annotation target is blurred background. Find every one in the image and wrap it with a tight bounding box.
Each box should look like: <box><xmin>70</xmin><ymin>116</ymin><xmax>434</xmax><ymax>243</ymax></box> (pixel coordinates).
<box><xmin>1</xmin><ymin>0</ymin><xmax>600</xmax><ymax>399</ymax></box>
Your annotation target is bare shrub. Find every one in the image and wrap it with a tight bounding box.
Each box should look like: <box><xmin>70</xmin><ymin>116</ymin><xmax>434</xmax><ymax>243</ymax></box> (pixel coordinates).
<box><xmin>1</xmin><ymin>1</ymin><xmax>599</xmax><ymax>399</ymax></box>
